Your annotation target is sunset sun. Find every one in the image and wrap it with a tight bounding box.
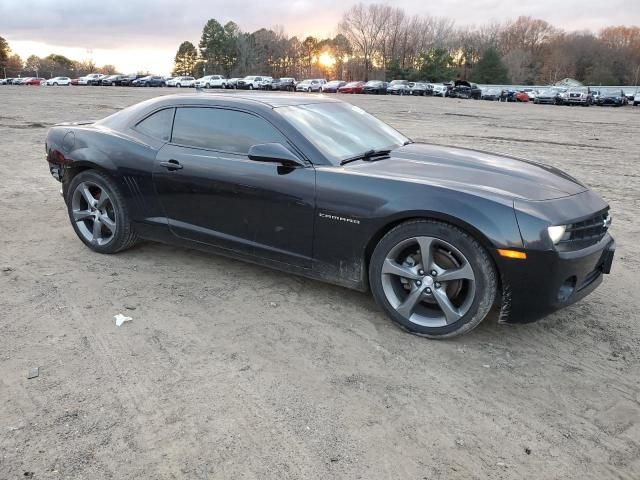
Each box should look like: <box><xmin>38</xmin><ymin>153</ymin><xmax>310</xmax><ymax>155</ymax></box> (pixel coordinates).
<box><xmin>318</xmin><ymin>51</ymin><xmax>335</xmax><ymax>68</ymax></box>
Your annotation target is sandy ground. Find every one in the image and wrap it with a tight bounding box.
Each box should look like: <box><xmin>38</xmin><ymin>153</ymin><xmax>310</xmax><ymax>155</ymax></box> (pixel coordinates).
<box><xmin>0</xmin><ymin>86</ymin><xmax>639</xmax><ymax>480</ymax></box>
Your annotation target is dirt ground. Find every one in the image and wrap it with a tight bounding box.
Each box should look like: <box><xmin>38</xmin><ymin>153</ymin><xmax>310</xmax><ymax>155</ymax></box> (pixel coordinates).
<box><xmin>1</xmin><ymin>86</ymin><xmax>639</xmax><ymax>480</ymax></box>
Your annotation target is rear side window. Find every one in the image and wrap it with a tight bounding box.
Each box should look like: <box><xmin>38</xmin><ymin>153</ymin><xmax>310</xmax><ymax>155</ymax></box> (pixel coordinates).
<box><xmin>135</xmin><ymin>108</ymin><xmax>174</xmax><ymax>141</ymax></box>
<box><xmin>171</xmin><ymin>107</ymin><xmax>287</xmax><ymax>154</ymax></box>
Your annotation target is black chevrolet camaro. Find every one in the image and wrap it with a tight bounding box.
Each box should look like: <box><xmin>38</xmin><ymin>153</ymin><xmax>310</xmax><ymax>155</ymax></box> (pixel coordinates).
<box><xmin>45</xmin><ymin>93</ymin><xmax>615</xmax><ymax>338</ymax></box>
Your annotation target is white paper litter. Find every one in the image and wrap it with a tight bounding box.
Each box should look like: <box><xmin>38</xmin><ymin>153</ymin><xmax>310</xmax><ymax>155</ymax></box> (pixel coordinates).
<box><xmin>114</xmin><ymin>313</ymin><xmax>133</xmax><ymax>327</ymax></box>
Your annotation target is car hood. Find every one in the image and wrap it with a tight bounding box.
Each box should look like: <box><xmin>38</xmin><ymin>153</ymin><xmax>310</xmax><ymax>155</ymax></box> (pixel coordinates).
<box><xmin>342</xmin><ymin>143</ymin><xmax>587</xmax><ymax>201</ymax></box>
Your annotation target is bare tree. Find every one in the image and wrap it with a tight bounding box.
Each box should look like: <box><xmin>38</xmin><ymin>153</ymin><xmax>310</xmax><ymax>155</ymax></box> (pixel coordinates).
<box><xmin>339</xmin><ymin>3</ymin><xmax>389</xmax><ymax>80</ymax></box>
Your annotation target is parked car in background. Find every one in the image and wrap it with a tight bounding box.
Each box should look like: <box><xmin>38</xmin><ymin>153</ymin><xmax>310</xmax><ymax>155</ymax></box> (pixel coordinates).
<box><xmin>261</xmin><ymin>78</ymin><xmax>280</xmax><ymax>90</ymax></box>
<box><xmin>432</xmin><ymin>84</ymin><xmax>447</xmax><ymax>97</ymax></box>
<box><xmin>481</xmin><ymin>88</ymin><xmax>500</xmax><ymax>100</ymax></box>
<box><xmin>78</xmin><ymin>73</ymin><xmax>103</xmax><ymax>86</ymax></box>
<box><xmin>277</xmin><ymin>77</ymin><xmax>296</xmax><ymax>91</ymax></box>
<box><xmin>132</xmin><ymin>76</ymin><xmax>166</xmax><ymax>87</ymax></box>
<box><xmin>362</xmin><ymin>80</ymin><xmax>387</xmax><ymax>94</ymax></box>
<box><xmin>167</xmin><ymin>76</ymin><xmax>196</xmax><ymax>88</ymax></box>
<box><xmin>534</xmin><ymin>88</ymin><xmax>564</xmax><ymax>105</ymax></box>
<box><xmin>195</xmin><ymin>75</ymin><xmax>226</xmax><ymax>88</ymax></box>
<box><xmin>515</xmin><ymin>91</ymin><xmax>530</xmax><ymax>102</ymax></box>
<box><xmin>338</xmin><ymin>81</ymin><xmax>365</xmax><ymax>94</ymax></box>
<box><xmin>409</xmin><ymin>82</ymin><xmax>430</xmax><ymax>96</ymax></box>
<box><xmin>633</xmin><ymin>91</ymin><xmax>640</xmax><ymax>106</ymax></box>
<box><xmin>88</xmin><ymin>74</ymin><xmax>107</xmax><ymax>86</ymax></box>
<box><xmin>44</xmin><ymin>76</ymin><xmax>71</xmax><ymax>86</ymax></box>
<box><xmin>225</xmin><ymin>78</ymin><xmax>240</xmax><ymax>89</ymax></box>
<box><xmin>100</xmin><ymin>75</ymin><xmax>122</xmax><ymax>86</ymax></box>
<box><xmin>296</xmin><ymin>79</ymin><xmax>325</xmax><ymax>92</ymax></box>
<box><xmin>258</xmin><ymin>77</ymin><xmax>274</xmax><ymax>89</ymax></box>
<box><xmin>596</xmin><ymin>89</ymin><xmax>627</xmax><ymax>106</ymax></box>
<box><xmin>23</xmin><ymin>77</ymin><xmax>46</xmax><ymax>85</ymax></box>
<box><xmin>522</xmin><ymin>88</ymin><xmax>538</xmax><ymax>101</ymax></box>
<box><xmin>564</xmin><ymin>87</ymin><xmax>593</xmax><ymax>106</ymax></box>
<box><xmin>118</xmin><ymin>74</ymin><xmax>144</xmax><ymax>86</ymax></box>
<box><xmin>236</xmin><ymin>76</ymin><xmax>267</xmax><ymax>90</ymax></box>
<box><xmin>386</xmin><ymin>79</ymin><xmax>411</xmax><ymax>95</ymax></box>
<box><xmin>449</xmin><ymin>80</ymin><xmax>482</xmax><ymax>99</ymax></box>
<box><xmin>321</xmin><ymin>80</ymin><xmax>346</xmax><ymax>93</ymax></box>
<box><xmin>13</xmin><ymin>78</ymin><xmax>29</xmax><ymax>85</ymax></box>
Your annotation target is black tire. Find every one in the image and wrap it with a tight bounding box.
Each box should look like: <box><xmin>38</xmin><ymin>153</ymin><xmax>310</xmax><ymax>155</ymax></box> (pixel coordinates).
<box><xmin>66</xmin><ymin>170</ymin><xmax>138</xmax><ymax>254</ymax></box>
<box><xmin>369</xmin><ymin>219</ymin><xmax>497</xmax><ymax>339</ymax></box>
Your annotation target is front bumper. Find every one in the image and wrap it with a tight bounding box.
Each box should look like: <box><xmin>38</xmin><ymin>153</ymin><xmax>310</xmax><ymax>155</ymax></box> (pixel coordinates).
<box><xmin>498</xmin><ymin>234</ymin><xmax>615</xmax><ymax>323</ymax></box>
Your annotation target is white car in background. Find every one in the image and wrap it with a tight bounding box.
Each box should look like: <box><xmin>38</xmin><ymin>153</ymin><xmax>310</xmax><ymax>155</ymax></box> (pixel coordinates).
<box><xmin>195</xmin><ymin>75</ymin><xmax>227</xmax><ymax>88</ymax></box>
<box><xmin>166</xmin><ymin>76</ymin><xmax>196</xmax><ymax>88</ymax></box>
<box><xmin>44</xmin><ymin>76</ymin><xmax>71</xmax><ymax>86</ymax></box>
<box><xmin>296</xmin><ymin>79</ymin><xmax>326</xmax><ymax>92</ymax></box>
<box><xmin>432</xmin><ymin>84</ymin><xmax>447</xmax><ymax>97</ymax></box>
<box><xmin>78</xmin><ymin>73</ymin><xmax>103</xmax><ymax>85</ymax></box>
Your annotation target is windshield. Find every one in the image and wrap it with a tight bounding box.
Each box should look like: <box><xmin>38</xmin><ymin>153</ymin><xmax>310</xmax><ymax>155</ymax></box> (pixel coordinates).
<box><xmin>389</xmin><ymin>80</ymin><xmax>407</xmax><ymax>85</ymax></box>
<box><xmin>276</xmin><ymin>102</ymin><xmax>409</xmax><ymax>165</ymax></box>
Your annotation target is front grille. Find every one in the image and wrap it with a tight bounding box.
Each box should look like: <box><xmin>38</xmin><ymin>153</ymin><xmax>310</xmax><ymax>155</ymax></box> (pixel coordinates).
<box><xmin>559</xmin><ymin>209</ymin><xmax>610</xmax><ymax>246</ymax></box>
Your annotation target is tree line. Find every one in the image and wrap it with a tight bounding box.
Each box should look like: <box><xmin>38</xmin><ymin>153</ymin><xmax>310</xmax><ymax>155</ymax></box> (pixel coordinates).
<box><xmin>2</xmin><ymin>5</ymin><xmax>639</xmax><ymax>85</ymax></box>
<box><xmin>175</xmin><ymin>4</ymin><xmax>640</xmax><ymax>85</ymax></box>
<box><xmin>0</xmin><ymin>37</ymin><xmax>121</xmax><ymax>78</ymax></box>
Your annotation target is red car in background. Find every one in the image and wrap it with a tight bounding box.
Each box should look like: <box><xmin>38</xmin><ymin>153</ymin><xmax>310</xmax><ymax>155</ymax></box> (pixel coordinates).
<box><xmin>70</xmin><ymin>78</ymin><xmax>80</xmax><ymax>86</ymax></box>
<box><xmin>515</xmin><ymin>91</ymin><xmax>530</xmax><ymax>102</ymax></box>
<box><xmin>23</xmin><ymin>77</ymin><xmax>46</xmax><ymax>85</ymax></box>
<box><xmin>338</xmin><ymin>81</ymin><xmax>365</xmax><ymax>94</ymax></box>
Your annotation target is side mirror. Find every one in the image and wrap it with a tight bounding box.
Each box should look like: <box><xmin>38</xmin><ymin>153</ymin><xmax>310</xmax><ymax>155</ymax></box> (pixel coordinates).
<box><xmin>248</xmin><ymin>143</ymin><xmax>304</xmax><ymax>167</ymax></box>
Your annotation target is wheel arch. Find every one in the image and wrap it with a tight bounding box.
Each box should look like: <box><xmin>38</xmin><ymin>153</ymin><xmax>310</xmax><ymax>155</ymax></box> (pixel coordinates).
<box><xmin>61</xmin><ymin>161</ymin><xmax>117</xmax><ymax>200</ymax></box>
<box><xmin>363</xmin><ymin>212</ymin><xmax>503</xmax><ymax>290</ymax></box>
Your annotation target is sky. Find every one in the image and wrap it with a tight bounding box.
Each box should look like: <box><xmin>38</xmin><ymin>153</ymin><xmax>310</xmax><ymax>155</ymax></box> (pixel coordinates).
<box><xmin>2</xmin><ymin>0</ymin><xmax>639</xmax><ymax>75</ymax></box>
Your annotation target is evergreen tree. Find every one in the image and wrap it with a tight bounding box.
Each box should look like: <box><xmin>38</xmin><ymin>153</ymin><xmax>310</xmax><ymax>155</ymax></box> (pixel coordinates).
<box><xmin>173</xmin><ymin>41</ymin><xmax>198</xmax><ymax>76</ymax></box>
<box><xmin>418</xmin><ymin>49</ymin><xmax>455</xmax><ymax>82</ymax></box>
<box><xmin>470</xmin><ymin>47</ymin><xmax>510</xmax><ymax>84</ymax></box>
<box><xmin>199</xmin><ymin>19</ymin><xmax>226</xmax><ymax>74</ymax></box>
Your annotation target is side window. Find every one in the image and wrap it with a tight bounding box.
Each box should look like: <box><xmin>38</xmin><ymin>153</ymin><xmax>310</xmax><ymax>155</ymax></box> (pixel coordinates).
<box><xmin>172</xmin><ymin>107</ymin><xmax>288</xmax><ymax>154</ymax></box>
<box><xmin>135</xmin><ymin>108</ymin><xmax>174</xmax><ymax>141</ymax></box>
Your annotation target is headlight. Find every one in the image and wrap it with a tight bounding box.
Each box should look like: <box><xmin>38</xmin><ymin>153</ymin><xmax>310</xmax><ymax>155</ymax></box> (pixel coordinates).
<box><xmin>547</xmin><ymin>225</ymin><xmax>567</xmax><ymax>244</ymax></box>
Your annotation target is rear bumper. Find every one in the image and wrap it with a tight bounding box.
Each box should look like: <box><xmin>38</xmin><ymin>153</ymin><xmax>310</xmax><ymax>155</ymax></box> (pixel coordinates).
<box><xmin>498</xmin><ymin>234</ymin><xmax>615</xmax><ymax>323</ymax></box>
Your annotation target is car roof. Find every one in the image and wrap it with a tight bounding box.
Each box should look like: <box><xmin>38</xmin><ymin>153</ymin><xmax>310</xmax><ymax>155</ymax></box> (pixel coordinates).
<box><xmin>151</xmin><ymin>92</ymin><xmax>342</xmax><ymax>108</ymax></box>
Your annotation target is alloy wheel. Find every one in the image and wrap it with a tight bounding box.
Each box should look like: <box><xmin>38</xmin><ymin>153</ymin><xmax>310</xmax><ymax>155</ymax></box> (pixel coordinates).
<box><xmin>71</xmin><ymin>181</ymin><xmax>117</xmax><ymax>246</ymax></box>
<box><xmin>381</xmin><ymin>236</ymin><xmax>476</xmax><ymax>327</ymax></box>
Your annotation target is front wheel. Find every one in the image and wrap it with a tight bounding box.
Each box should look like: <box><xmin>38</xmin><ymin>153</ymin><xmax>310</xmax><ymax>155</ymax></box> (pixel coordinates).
<box><xmin>66</xmin><ymin>170</ymin><xmax>138</xmax><ymax>254</ymax></box>
<box><xmin>369</xmin><ymin>220</ymin><xmax>497</xmax><ymax>338</ymax></box>
<box><xmin>53</xmin><ymin>82</ymin><xmax>58</xmax><ymax>86</ymax></box>
<box><xmin>176</xmin><ymin>83</ymin><xmax>181</xmax><ymax>88</ymax></box>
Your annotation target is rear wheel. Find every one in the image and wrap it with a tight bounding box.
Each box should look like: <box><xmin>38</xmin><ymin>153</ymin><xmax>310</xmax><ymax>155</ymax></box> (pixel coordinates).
<box><xmin>66</xmin><ymin>170</ymin><xmax>138</xmax><ymax>254</ymax></box>
<box><xmin>369</xmin><ymin>220</ymin><xmax>497</xmax><ymax>338</ymax></box>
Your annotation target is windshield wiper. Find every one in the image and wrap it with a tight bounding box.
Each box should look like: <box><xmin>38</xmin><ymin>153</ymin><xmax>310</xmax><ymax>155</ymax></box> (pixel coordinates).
<box><xmin>340</xmin><ymin>148</ymin><xmax>392</xmax><ymax>166</ymax></box>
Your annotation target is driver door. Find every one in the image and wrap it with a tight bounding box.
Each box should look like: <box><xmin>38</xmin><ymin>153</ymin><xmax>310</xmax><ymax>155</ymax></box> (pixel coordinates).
<box><xmin>152</xmin><ymin>106</ymin><xmax>316</xmax><ymax>268</ymax></box>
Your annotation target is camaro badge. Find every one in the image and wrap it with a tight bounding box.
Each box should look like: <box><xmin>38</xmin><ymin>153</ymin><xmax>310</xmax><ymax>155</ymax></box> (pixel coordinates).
<box><xmin>318</xmin><ymin>212</ymin><xmax>360</xmax><ymax>225</ymax></box>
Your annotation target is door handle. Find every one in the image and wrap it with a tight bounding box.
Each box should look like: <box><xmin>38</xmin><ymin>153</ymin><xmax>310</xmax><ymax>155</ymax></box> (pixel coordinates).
<box><xmin>159</xmin><ymin>159</ymin><xmax>183</xmax><ymax>170</ymax></box>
